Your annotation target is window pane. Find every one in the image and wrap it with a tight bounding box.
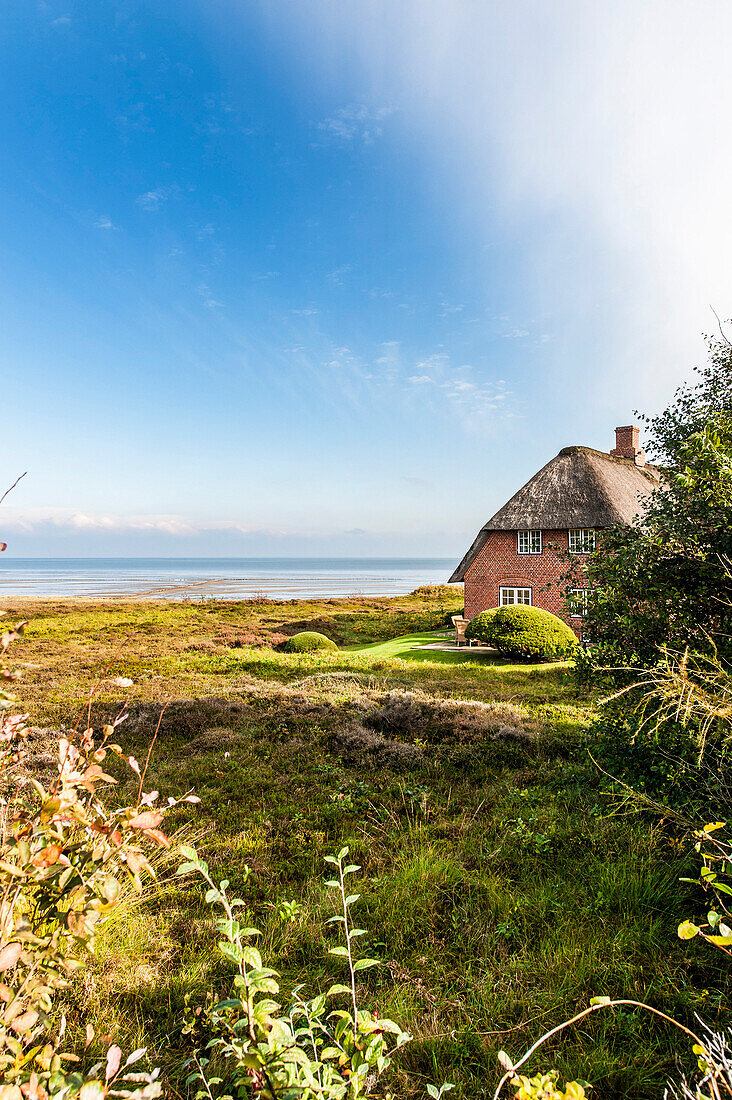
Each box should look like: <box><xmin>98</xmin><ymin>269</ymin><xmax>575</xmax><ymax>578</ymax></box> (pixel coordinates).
<box><xmin>518</xmin><ymin>530</ymin><xmax>542</xmax><ymax>554</ymax></box>
<box><xmin>569</xmin><ymin>529</ymin><xmax>595</xmax><ymax>553</ymax></box>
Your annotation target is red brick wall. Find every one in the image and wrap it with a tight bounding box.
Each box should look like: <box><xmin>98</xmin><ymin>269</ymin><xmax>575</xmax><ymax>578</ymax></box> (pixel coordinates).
<box><xmin>463</xmin><ymin>529</ymin><xmax>591</xmax><ymax>637</ymax></box>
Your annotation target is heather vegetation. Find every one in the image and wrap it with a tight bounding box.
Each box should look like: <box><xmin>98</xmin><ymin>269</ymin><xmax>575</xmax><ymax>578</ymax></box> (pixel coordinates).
<box><xmin>5</xmin><ymin>337</ymin><xmax>732</xmax><ymax>1098</ymax></box>
<box><xmin>0</xmin><ymin>585</ymin><xmax>720</xmax><ymax>1100</ymax></box>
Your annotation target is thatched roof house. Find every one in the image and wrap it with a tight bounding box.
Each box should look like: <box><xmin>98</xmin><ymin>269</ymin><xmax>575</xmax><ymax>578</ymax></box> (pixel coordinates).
<box><xmin>449</xmin><ymin>425</ymin><xmax>663</xmax><ymax>627</ymax></box>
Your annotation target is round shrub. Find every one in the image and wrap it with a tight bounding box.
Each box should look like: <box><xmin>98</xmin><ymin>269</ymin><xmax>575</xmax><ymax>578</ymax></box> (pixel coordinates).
<box><xmin>284</xmin><ymin>631</ymin><xmax>338</xmax><ymax>653</ymax></box>
<box><xmin>464</xmin><ymin>608</ymin><xmax>499</xmax><ymax>642</ymax></box>
<box><xmin>489</xmin><ymin>605</ymin><xmax>578</xmax><ymax>661</ymax></box>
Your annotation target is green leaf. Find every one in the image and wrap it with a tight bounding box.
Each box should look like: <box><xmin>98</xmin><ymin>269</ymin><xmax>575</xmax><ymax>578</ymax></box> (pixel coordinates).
<box><xmin>344</xmin><ymin>894</ymin><xmax>360</xmax><ymax>906</ymax></box>
<box><xmin>337</xmin><ymin>846</ymin><xmax>349</xmax><ymax>860</ymax></box>
<box><xmin>590</xmin><ymin>996</ymin><xmax>612</xmax><ymax>1006</ymax></box>
<box><xmin>320</xmin><ymin>1047</ymin><xmax>341</xmax><ymax>1061</ymax></box>
<box><xmin>179</xmin><ymin>845</ymin><xmax>198</xmax><ymax>860</ymax></box>
<box><xmin>329</xmin><ymin>946</ymin><xmax>349</xmax><ymax>957</ymax></box>
<box><xmin>325</xmin><ymin>984</ymin><xmax>351</xmax><ymax>997</ymax></box>
<box><xmin>353</xmin><ymin>958</ymin><xmax>380</xmax><ymax>971</ymax></box>
<box><xmin>678</xmin><ymin>920</ymin><xmax>701</xmax><ymax>940</ymax></box>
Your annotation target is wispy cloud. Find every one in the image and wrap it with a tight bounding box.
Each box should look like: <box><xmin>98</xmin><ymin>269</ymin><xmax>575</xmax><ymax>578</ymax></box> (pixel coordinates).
<box><xmin>137</xmin><ymin>190</ymin><xmax>165</xmax><ymax>211</ymax></box>
<box><xmin>405</xmin><ymin>353</ymin><xmax>512</xmax><ymax>425</ymax></box>
<box><xmin>326</xmin><ymin>264</ymin><xmax>352</xmax><ymax>284</ymax></box>
<box><xmin>93</xmin><ymin>215</ymin><xmax>116</xmax><ymax>230</ymax></box>
<box><xmin>317</xmin><ymin>103</ymin><xmax>395</xmax><ymax>144</ymax></box>
<box><xmin>275</xmin><ymin>1</ymin><xmax>732</xmax><ymax>412</ymax></box>
<box><xmin>115</xmin><ymin>102</ymin><xmax>153</xmax><ymax>134</ymax></box>
<box><xmin>51</xmin><ymin>15</ymin><xmax>71</xmax><ymax>26</ymax></box>
<box><xmin>197</xmin><ymin>283</ymin><xmax>223</xmax><ymax>309</ymax></box>
<box><xmin>439</xmin><ymin>300</ymin><xmax>464</xmax><ymax>316</ymax></box>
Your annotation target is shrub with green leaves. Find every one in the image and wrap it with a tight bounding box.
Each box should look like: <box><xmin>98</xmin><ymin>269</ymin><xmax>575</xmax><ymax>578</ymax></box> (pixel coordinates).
<box><xmin>464</xmin><ymin>608</ymin><xmax>499</xmax><ymax>644</ymax></box>
<box><xmin>181</xmin><ymin>845</ymin><xmax>412</xmax><ymax>1099</ymax></box>
<box><xmin>486</xmin><ymin>606</ymin><xmax>578</xmax><ymax>661</ymax></box>
<box><xmin>284</xmin><ymin>631</ymin><xmax>338</xmax><ymax>653</ymax></box>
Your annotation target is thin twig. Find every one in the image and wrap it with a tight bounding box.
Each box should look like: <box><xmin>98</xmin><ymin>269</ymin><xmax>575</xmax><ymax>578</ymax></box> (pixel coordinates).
<box><xmin>0</xmin><ymin>472</ymin><xmax>27</xmax><ymax>509</ymax></box>
<box><xmin>711</xmin><ymin>306</ymin><xmax>732</xmax><ymax>347</ymax></box>
<box><xmin>492</xmin><ymin>999</ymin><xmax>714</xmax><ymax>1100</ymax></box>
<box><xmin>136</xmin><ymin>700</ymin><xmax>169</xmax><ymax>809</ymax></box>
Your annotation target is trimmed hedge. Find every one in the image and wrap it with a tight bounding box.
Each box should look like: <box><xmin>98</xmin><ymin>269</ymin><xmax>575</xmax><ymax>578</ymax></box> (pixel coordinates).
<box><xmin>464</xmin><ymin>608</ymin><xmax>499</xmax><ymax>642</ymax></box>
<box><xmin>466</xmin><ymin>605</ymin><xmax>578</xmax><ymax>661</ymax></box>
<box><xmin>284</xmin><ymin>631</ymin><xmax>338</xmax><ymax>653</ymax></box>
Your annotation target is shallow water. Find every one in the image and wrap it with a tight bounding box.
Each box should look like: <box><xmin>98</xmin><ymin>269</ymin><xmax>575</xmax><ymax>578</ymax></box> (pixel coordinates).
<box><xmin>0</xmin><ymin>557</ymin><xmax>458</xmax><ymax>600</ymax></box>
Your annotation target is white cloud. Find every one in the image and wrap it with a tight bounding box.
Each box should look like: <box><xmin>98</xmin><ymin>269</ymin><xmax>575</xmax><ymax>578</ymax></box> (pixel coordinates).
<box><xmin>326</xmin><ymin>264</ymin><xmax>352</xmax><ymax>284</ymax></box>
<box><xmin>0</xmin><ymin>508</ymin><xmax>301</xmax><ymax>539</ymax></box>
<box><xmin>268</xmin><ymin>0</ymin><xmax>732</xmax><ymax>414</ymax></box>
<box><xmin>137</xmin><ymin>189</ymin><xmax>168</xmax><ymax>211</ymax></box>
<box><xmin>51</xmin><ymin>15</ymin><xmax>71</xmax><ymax>26</ymax></box>
<box><xmin>317</xmin><ymin>103</ymin><xmax>395</xmax><ymax>144</ymax></box>
<box><xmin>93</xmin><ymin>215</ymin><xmax>116</xmax><ymax>230</ymax></box>
<box><xmin>197</xmin><ymin>283</ymin><xmax>223</xmax><ymax>309</ymax></box>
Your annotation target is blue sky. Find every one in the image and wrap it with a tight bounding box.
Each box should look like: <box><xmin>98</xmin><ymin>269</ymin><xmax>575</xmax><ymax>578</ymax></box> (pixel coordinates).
<box><xmin>2</xmin><ymin>0</ymin><xmax>731</xmax><ymax>557</ymax></box>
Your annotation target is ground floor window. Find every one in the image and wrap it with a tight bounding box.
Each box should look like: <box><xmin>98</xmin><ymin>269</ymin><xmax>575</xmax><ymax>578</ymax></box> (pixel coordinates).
<box><xmin>500</xmin><ymin>586</ymin><xmax>532</xmax><ymax>606</ymax></box>
<box><xmin>567</xmin><ymin>589</ymin><xmax>589</xmax><ymax>617</ymax></box>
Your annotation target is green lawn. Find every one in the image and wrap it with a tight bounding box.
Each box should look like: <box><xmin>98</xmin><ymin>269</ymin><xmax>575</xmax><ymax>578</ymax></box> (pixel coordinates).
<box><xmin>4</xmin><ymin>596</ymin><xmax>722</xmax><ymax>1099</ymax></box>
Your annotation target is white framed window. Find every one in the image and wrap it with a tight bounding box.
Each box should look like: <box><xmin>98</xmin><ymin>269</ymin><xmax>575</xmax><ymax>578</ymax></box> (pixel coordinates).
<box><xmin>500</xmin><ymin>587</ymin><xmax>532</xmax><ymax>606</ymax></box>
<box><xmin>568</xmin><ymin>528</ymin><xmax>596</xmax><ymax>554</ymax></box>
<box><xmin>567</xmin><ymin>589</ymin><xmax>589</xmax><ymax>618</ymax></box>
<box><xmin>517</xmin><ymin>529</ymin><xmax>542</xmax><ymax>555</ymax></box>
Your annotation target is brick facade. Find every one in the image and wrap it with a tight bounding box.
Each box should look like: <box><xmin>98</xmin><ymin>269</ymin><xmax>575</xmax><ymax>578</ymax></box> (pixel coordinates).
<box><xmin>463</xmin><ymin>528</ymin><xmax>591</xmax><ymax>637</ymax></box>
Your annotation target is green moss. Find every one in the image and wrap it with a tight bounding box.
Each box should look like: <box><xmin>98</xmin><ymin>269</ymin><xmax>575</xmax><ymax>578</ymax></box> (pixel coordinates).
<box><xmin>284</xmin><ymin>631</ymin><xmax>338</xmax><ymax>653</ymax></box>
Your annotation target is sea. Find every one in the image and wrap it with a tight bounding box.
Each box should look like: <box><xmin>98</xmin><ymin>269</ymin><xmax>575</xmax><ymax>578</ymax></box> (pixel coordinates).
<box><xmin>0</xmin><ymin>557</ymin><xmax>458</xmax><ymax>600</ymax></box>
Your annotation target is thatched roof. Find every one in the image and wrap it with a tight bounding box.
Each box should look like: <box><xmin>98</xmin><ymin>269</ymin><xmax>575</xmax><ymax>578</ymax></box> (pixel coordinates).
<box><xmin>449</xmin><ymin>446</ymin><xmax>662</xmax><ymax>583</ymax></box>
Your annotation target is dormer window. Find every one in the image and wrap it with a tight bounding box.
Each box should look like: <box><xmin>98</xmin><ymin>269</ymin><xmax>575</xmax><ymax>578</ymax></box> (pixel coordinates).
<box><xmin>568</xmin><ymin>528</ymin><xmax>596</xmax><ymax>554</ymax></box>
<box><xmin>517</xmin><ymin>530</ymin><xmax>542</xmax><ymax>555</ymax></box>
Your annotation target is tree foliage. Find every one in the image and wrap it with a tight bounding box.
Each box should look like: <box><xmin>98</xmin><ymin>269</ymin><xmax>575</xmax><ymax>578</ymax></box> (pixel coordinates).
<box><xmin>641</xmin><ymin>327</ymin><xmax>732</xmax><ymax>464</ymax></box>
<box><xmin>576</xmin><ymin>427</ymin><xmax>732</xmax><ymax>668</ymax></box>
<box><xmin>570</xmin><ymin>329</ymin><xmax>732</xmax><ymax>670</ymax></box>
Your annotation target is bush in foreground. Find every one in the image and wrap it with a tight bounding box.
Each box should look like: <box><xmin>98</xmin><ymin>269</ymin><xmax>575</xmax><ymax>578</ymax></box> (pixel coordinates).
<box><xmin>284</xmin><ymin>630</ymin><xmax>338</xmax><ymax>653</ymax></box>
<box><xmin>464</xmin><ymin>607</ymin><xmax>499</xmax><ymax>643</ymax></box>
<box><xmin>476</xmin><ymin>605</ymin><xmax>578</xmax><ymax>661</ymax></box>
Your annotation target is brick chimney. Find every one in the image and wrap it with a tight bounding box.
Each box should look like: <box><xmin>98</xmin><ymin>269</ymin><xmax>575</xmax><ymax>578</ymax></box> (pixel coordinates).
<box><xmin>610</xmin><ymin>425</ymin><xmax>646</xmax><ymax>466</ymax></box>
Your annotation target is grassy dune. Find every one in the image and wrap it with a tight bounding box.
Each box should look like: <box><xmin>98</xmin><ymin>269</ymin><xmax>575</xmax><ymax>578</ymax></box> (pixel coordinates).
<box><xmin>5</xmin><ymin>595</ymin><xmax>723</xmax><ymax>1098</ymax></box>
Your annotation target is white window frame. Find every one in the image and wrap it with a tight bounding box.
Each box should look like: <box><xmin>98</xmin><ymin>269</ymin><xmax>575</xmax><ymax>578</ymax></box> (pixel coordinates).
<box><xmin>567</xmin><ymin>589</ymin><xmax>589</xmax><ymax>618</ymax></box>
<box><xmin>499</xmin><ymin>586</ymin><xmax>532</xmax><ymax>607</ymax></box>
<box><xmin>568</xmin><ymin>528</ymin><xmax>596</xmax><ymax>554</ymax></box>
<box><xmin>517</xmin><ymin>529</ymin><xmax>542</xmax><ymax>555</ymax></box>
